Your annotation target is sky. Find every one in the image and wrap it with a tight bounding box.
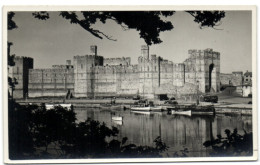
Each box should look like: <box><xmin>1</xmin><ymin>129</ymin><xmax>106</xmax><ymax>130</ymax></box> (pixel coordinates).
<box><xmin>8</xmin><ymin>11</ymin><xmax>252</xmax><ymax>73</ymax></box>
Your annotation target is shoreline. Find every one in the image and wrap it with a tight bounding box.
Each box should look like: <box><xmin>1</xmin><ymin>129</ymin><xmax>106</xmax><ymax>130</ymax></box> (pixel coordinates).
<box><xmin>15</xmin><ymin>98</ymin><xmax>252</xmax><ymax>115</ymax></box>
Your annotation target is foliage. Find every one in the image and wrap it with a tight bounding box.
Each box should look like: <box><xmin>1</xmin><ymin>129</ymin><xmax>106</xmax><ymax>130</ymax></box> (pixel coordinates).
<box><xmin>186</xmin><ymin>11</ymin><xmax>225</xmax><ymax>29</ymax></box>
<box><xmin>203</xmin><ymin>128</ymin><xmax>253</xmax><ymax>156</ymax></box>
<box><xmin>9</xmin><ymin>103</ymin><xmax>168</xmax><ymax>159</ymax></box>
<box><xmin>9</xmin><ymin>11</ymin><xmax>225</xmax><ymax>46</ymax></box>
<box><xmin>8</xmin><ymin>12</ymin><xmax>18</xmax><ymax>30</ymax></box>
<box><xmin>8</xmin><ymin>100</ymin><xmax>35</xmax><ymax>159</ymax></box>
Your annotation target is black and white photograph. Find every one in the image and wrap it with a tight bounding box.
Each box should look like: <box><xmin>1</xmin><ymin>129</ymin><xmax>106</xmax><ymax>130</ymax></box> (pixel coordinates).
<box><xmin>3</xmin><ymin>6</ymin><xmax>257</xmax><ymax>163</ymax></box>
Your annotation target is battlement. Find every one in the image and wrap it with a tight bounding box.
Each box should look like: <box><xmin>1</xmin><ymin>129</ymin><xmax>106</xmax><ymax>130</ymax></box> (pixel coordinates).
<box><xmin>74</xmin><ymin>55</ymin><xmax>102</xmax><ymax>59</ymax></box>
<box><xmin>29</xmin><ymin>67</ymin><xmax>74</xmax><ymax>74</ymax></box>
<box><xmin>188</xmin><ymin>48</ymin><xmax>219</xmax><ymax>54</ymax></box>
<box><xmin>103</xmin><ymin>57</ymin><xmax>131</xmax><ymax>66</ymax></box>
<box><xmin>161</xmin><ymin>60</ymin><xmax>169</xmax><ymax>64</ymax></box>
<box><xmin>90</xmin><ymin>64</ymin><xmax>139</xmax><ymax>73</ymax></box>
<box><xmin>174</xmin><ymin>63</ymin><xmax>185</xmax><ymax>66</ymax></box>
<box><xmin>151</xmin><ymin>54</ymin><xmax>157</xmax><ymax>60</ymax></box>
<box><xmin>14</xmin><ymin>56</ymin><xmax>33</xmax><ymax>60</ymax></box>
<box><xmin>173</xmin><ymin>63</ymin><xmax>185</xmax><ymax>69</ymax></box>
<box><xmin>52</xmin><ymin>65</ymin><xmax>74</xmax><ymax>69</ymax></box>
<box><xmin>187</xmin><ymin>49</ymin><xmax>220</xmax><ymax>59</ymax></box>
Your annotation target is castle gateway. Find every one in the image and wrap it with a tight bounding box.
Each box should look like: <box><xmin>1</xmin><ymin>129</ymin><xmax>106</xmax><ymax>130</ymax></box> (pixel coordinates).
<box><xmin>9</xmin><ymin>45</ymin><xmax>220</xmax><ymax>99</ymax></box>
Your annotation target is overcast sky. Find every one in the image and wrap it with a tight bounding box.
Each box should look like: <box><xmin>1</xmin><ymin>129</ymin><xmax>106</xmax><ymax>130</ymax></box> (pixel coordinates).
<box><xmin>8</xmin><ymin>11</ymin><xmax>252</xmax><ymax>73</ymax></box>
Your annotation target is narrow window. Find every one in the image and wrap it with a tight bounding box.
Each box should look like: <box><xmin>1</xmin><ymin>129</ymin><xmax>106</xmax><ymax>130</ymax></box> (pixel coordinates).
<box><xmin>81</xmin><ymin>64</ymin><xmax>83</xmax><ymax>69</ymax></box>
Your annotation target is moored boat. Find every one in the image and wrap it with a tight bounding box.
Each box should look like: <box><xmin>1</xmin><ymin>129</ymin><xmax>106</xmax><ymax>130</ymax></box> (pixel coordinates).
<box><xmin>112</xmin><ymin>116</ymin><xmax>123</xmax><ymax>121</ymax></box>
<box><xmin>100</xmin><ymin>104</ymin><xmax>122</xmax><ymax>110</ymax></box>
<box><xmin>171</xmin><ymin>110</ymin><xmax>192</xmax><ymax>116</ymax></box>
<box><xmin>45</xmin><ymin>103</ymin><xmax>72</xmax><ymax>110</ymax></box>
<box><xmin>131</xmin><ymin>110</ymin><xmax>152</xmax><ymax>115</ymax></box>
<box><xmin>130</xmin><ymin>106</ymin><xmax>162</xmax><ymax>111</ymax></box>
<box><xmin>167</xmin><ymin>104</ymin><xmax>215</xmax><ymax>115</ymax></box>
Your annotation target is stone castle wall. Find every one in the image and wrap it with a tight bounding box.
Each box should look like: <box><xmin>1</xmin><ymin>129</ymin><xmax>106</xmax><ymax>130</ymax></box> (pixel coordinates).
<box><xmin>14</xmin><ymin>45</ymin><xmax>222</xmax><ymax>99</ymax></box>
<box><xmin>73</xmin><ymin>55</ymin><xmax>104</xmax><ymax>97</ymax></box>
<box><xmin>28</xmin><ymin>64</ymin><xmax>74</xmax><ymax>98</ymax></box>
<box><xmin>220</xmin><ymin>73</ymin><xmax>243</xmax><ymax>86</ymax></box>
<box><xmin>103</xmin><ymin>57</ymin><xmax>131</xmax><ymax>66</ymax></box>
<box><xmin>8</xmin><ymin>56</ymin><xmax>33</xmax><ymax>99</ymax></box>
<box><xmin>92</xmin><ymin>65</ymin><xmax>139</xmax><ymax>97</ymax></box>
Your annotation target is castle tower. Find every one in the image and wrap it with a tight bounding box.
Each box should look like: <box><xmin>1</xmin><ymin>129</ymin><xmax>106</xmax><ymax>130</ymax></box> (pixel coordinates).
<box><xmin>138</xmin><ymin>45</ymin><xmax>160</xmax><ymax>99</ymax></box>
<box><xmin>73</xmin><ymin>46</ymin><xmax>103</xmax><ymax>98</ymax></box>
<box><xmin>185</xmin><ymin>49</ymin><xmax>220</xmax><ymax>93</ymax></box>
<box><xmin>8</xmin><ymin>56</ymin><xmax>34</xmax><ymax>99</ymax></box>
<box><xmin>141</xmin><ymin>45</ymin><xmax>149</xmax><ymax>59</ymax></box>
<box><xmin>90</xmin><ymin>45</ymin><xmax>97</xmax><ymax>56</ymax></box>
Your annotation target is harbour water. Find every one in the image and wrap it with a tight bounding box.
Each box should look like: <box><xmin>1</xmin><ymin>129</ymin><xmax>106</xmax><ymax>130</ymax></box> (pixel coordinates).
<box><xmin>75</xmin><ymin>108</ymin><xmax>252</xmax><ymax>157</ymax></box>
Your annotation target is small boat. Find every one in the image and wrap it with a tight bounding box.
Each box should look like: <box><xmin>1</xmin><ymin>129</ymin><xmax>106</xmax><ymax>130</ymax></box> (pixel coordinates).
<box><xmin>112</xmin><ymin>116</ymin><xmax>123</xmax><ymax>121</ymax></box>
<box><xmin>45</xmin><ymin>103</ymin><xmax>72</xmax><ymax>110</ymax></box>
<box><xmin>171</xmin><ymin>110</ymin><xmax>192</xmax><ymax>116</ymax></box>
<box><xmin>130</xmin><ymin>106</ymin><xmax>162</xmax><ymax>111</ymax></box>
<box><xmin>100</xmin><ymin>104</ymin><xmax>122</xmax><ymax>110</ymax></box>
<box><xmin>167</xmin><ymin>105</ymin><xmax>215</xmax><ymax>115</ymax></box>
<box><xmin>131</xmin><ymin>111</ymin><xmax>152</xmax><ymax>115</ymax></box>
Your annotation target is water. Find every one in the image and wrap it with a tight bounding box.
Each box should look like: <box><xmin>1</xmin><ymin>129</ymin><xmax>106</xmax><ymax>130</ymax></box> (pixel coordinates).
<box><xmin>75</xmin><ymin>108</ymin><xmax>252</xmax><ymax>157</ymax></box>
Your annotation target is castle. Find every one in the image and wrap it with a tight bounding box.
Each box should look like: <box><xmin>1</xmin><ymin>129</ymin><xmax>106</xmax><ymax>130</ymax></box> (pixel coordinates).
<box><xmin>9</xmin><ymin>45</ymin><xmax>222</xmax><ymax>99</ymax></box>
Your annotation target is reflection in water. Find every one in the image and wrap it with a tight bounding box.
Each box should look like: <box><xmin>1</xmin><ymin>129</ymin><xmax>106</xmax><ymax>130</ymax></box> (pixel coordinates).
<box><xmin>75</xmin><ymin>108</ymin><xmax>252</xmax><ymax>157</ymax></box>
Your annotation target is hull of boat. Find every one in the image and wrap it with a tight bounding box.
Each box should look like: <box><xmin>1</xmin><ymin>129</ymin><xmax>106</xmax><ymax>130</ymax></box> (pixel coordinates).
<box><xmin>171</xmin><ymin>110</ymin><xmax>192</xmax><ymax>116</ymax></box>
<box><xmin>167</xmin><ymin>105</ymin><xmax>215</xmax><ymax>115</ymax></box>
<box><xmin>130</xmin><ymin>106</ymin><xmax>162</xmax><ymax>111</ymax></box>
<box><xmin>112</xmin><ymin>116</ymin><xmax>123</xmax><ymax>121</ymax></box>
<box><xmin>131</xmin><ymin>111</ymin><xmax>152</xmax><ymax>115</ymax></box>
<box><xmin>130</xmin><ymin>107</ymin><xmax>151</xmax><ymax>111</ymax></box>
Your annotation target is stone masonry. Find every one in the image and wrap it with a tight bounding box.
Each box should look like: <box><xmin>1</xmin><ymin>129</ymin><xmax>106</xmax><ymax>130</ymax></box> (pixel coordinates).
<box><xmin>10</xmin><ymin>45</ymin><xmax>222</xmax><ymax>99</ymax></box>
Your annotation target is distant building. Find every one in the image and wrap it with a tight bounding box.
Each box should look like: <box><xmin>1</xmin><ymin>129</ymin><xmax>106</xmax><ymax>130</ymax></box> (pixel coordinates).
<box><xmin>244</xmin><ymin>70</ymin><xmax>252</xmax><ymax>85</ymax></box>
<box><xmin>9</xmin><ymin>45</ymin><xmax>221</xmax><ymax>99</ymax></box>
<box><xmin>219</xmin><ymin>70</ymin><xmax>252</xmax><ymax>97</ymax></box>
<box><xmin>220</xmin><ymin>72</ymin><xmax>243</xmax><ymax>87</ymax></box>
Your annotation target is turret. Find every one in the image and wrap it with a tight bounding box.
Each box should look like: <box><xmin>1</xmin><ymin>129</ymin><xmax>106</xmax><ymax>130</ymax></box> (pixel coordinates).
<box><xmin>90</xmin><ymin>45</ymin><xmax>97</xmax><ymax>56</ymax></box>
<box><xmin>141</xmin><ymin>45</ymin><xmax>149</xmax><ymax>59</ymax></box>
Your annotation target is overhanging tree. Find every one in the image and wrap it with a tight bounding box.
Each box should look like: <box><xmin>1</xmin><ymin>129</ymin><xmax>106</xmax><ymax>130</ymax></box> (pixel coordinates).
<box><xmin>9</xmin><ymin>11</ymin><xmax>225</xmax><ymax>46</ymax></box>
